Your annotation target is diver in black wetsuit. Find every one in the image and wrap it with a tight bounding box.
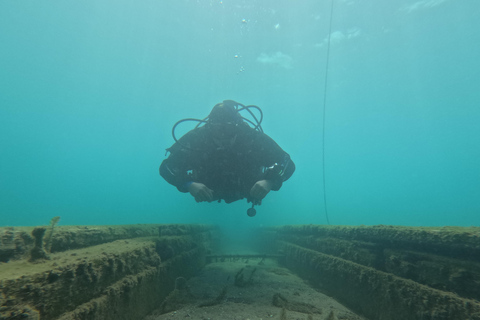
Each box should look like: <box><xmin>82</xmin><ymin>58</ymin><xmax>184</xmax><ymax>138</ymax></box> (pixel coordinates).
<box><xmin>159</xmin><ymin>100</ymin><xmax>295</xmax><ymax>216</ymax></box>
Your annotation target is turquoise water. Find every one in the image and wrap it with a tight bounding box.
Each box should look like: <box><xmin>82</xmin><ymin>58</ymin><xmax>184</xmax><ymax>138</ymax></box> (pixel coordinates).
<box><xmin>1</xmin><ymin>0</ymin><xmax>479</xmax><ymax>230</ymax></box>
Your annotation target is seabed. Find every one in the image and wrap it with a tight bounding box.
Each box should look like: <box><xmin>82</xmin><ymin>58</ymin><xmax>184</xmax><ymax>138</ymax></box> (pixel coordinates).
<box><xmin>1</xmin><ymin>224</ymin><xmax>480</xmax><ymax>320</ymax></box>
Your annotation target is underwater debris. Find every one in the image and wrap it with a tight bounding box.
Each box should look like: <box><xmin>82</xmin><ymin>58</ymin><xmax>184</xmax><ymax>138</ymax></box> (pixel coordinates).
<box><xmin>325</xmin><ymin>310</ymin><xmax>337</xmax><ymax>320</ymax></box>
<box><xmin>273</xmin><ymin>293</ymin><xmax>288</xmax><ymax>308</ymax></box>
<box><xmin>159</xmin><ymin>277</ymin><xmax>194</xmax><ymax>314</ymax></box>
<box><xmin>44</xmin><ymin>216</ymin><xmax>60</xmax><ymax>253</ymax></box>
<box><xmin>280</xmin><ymin>307</ymin><xmax>287</xmax><ymax>320</ymax></box>
<box><xmin>29</xmin><ymin>227</ymin><xmax>49</xmax><ymax>262</ymax></box>
<box><xmin>158</xmin><ymin>288</ymin><xmax>180</xmax><ymax>314</ymax></box>
<box><xmin>272</xmin><ymin>293</ymin><xmax>322</xmax><ymax>315</ymax></box>
<box><xmin>234</xmin><ymin>267</ymin><xmax>257</xmax><ymax>287</ymax></box>
<box><xmin>198</xmin><ymin>285</ymin><xmax>227</xmax><ymax>307</ymax></box>
<box><xmin>234</xmin><ymin>268</ymin><xmax>245</xmax><ymax>286</ymax></box>
<box><xmin>175</xmin><ymin>276</ymin><xmax>187</xmax><ymax>290</ymax></box>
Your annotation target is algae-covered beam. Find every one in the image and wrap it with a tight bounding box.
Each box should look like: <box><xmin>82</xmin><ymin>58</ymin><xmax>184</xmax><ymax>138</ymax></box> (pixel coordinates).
<box><xmin>0</xmin><ymin>224</ymin><xmax>218</xmax><ymax>262</ymax></box>
<box><xmin>269</xmin><ymin>225</ymin><xmax>480</xmax><ymax>262</ymax></box>
<box><xmin>280</xmin><ymin>241</ymin><xmax>480</xmax><ymax>320</ymax></box>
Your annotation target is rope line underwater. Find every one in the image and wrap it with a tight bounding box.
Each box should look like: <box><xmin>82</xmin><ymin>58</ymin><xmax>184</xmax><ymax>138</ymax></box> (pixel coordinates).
<box><xmin>322</xmin><ymin>0</ymin><xmax>335</xmax><ymax>225</ymax></box>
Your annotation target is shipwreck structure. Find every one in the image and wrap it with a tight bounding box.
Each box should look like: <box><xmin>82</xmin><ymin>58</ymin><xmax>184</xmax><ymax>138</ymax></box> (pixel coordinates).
<box><xmin>0</xmin><ymin>224</ymin><xmax>479</xmax><ymax>320</ymax></box>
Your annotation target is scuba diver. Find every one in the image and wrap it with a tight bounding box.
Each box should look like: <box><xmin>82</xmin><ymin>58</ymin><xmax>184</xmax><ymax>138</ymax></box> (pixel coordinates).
<box><xmin>159</xmin><ymin>100</ymin><xmax>295</xmax><ymax>217</ymax></box>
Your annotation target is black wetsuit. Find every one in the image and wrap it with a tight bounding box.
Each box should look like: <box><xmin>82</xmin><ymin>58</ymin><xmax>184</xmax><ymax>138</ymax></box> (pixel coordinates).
<box><xmin>159</xmin><ymin>122</ymin><xmax>295</xmax><ymax>203</ymax></box>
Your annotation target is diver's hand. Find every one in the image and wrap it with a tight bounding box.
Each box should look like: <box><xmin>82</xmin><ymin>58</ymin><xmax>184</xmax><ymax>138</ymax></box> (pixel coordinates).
<box><xmin>250</xmin><ymin>180</ymin><xmax>273</xmax><ymax>202</ymax></box>
<box><xmin>188</xmin><ymin>182</ymin><xmax>214</xmax><ymax>203</ymax></box>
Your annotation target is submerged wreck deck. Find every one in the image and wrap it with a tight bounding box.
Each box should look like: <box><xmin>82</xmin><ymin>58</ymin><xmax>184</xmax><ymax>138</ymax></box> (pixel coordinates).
<box><xmin>0</xmin><ymin>224</ymin><xmax>479</xmax><ymax>320</ymax></box>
